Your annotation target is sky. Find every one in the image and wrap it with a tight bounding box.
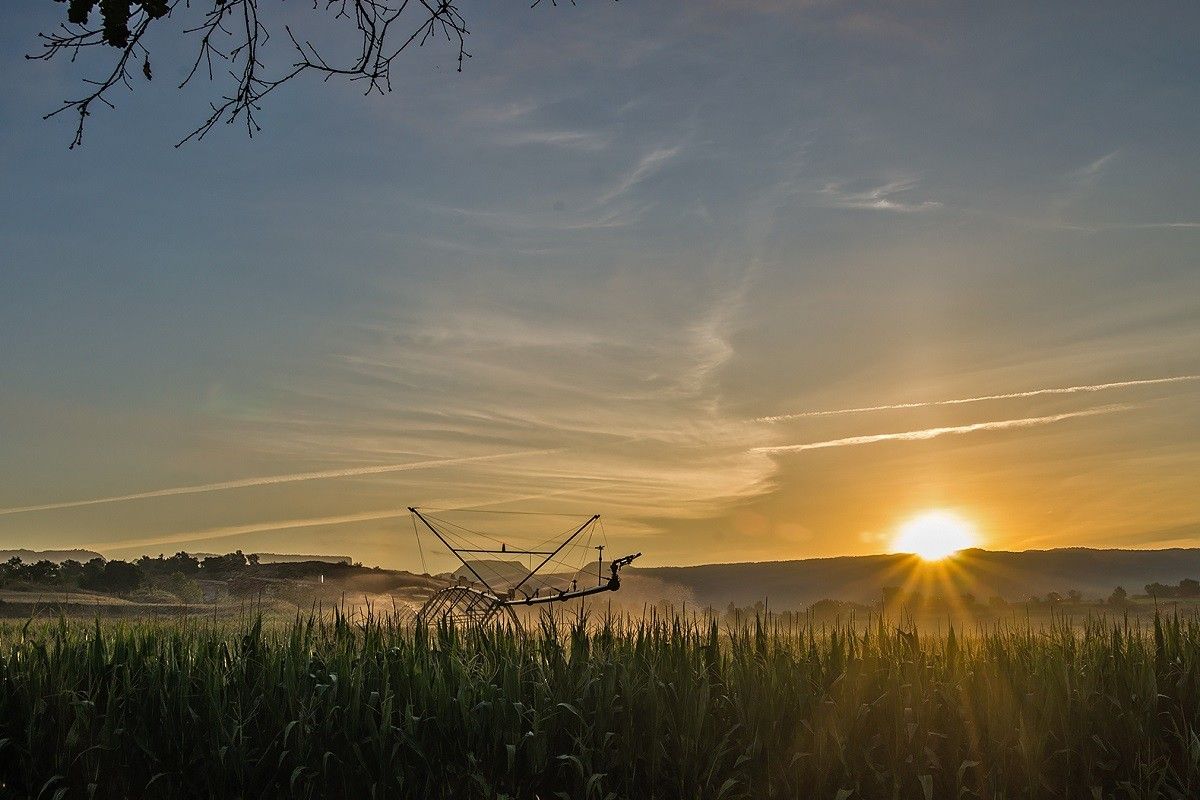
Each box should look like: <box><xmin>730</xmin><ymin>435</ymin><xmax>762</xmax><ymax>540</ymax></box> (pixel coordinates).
<box><xmin>1</xmin><ymin>1</ymin><xmax>1198</xmax><ymax>570</ymax></box>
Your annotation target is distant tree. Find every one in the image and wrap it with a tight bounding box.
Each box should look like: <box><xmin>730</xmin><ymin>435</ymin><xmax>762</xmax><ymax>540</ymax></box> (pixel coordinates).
<box><xmin>988</xmin><ymin>596</ymin><xmax>1008</xmax><ymax>610</ymax></box>
<box><xmin>1045</xmin><ymin>592</ymin><xmax>1063</xmax><ymax>604</ymax></box>
<box><xmin>80</xmin><ymin>557</ymin><xmax>107</xmax><ymax>588</ymax></box>
<box><xmin>80</xmin><ymin>559</ymin><xmax>143</xmax><ymax>593</ymax></box>
<box><xmin>137</xmin><ymin>554</ymin><xmax>168</xmax><ymax>574</ymax></box>
<box><xmin>1108</xmin><ymin>586</ymin><xmax>1129</xmax><ymax>607</ymax></box>
<box><xmin>59</xmin><ymin>558</ymin><xmax>85</xmax><ymax>584</ymax></box>
<box><xmin>1146</xmin><ymin>582</ymin><xmax>1178</xmax><ymax>600</ymax></box>
<box><xmin>137</xmin><ymin>552</ymin><xmax>200</xmax><ymax>577</ymax></box>
<box><xmin>168</xmin><ymin>552</ymin><xmax>201</xmax><ymax>575</ymax></box>
<box><xmin>1179</xmin><ymin>579</ymin><xmax>1200</xmax><ymax>598</ymax></box>
<box><xmin>0</xmin><ymin>557</ymin><xmax>60</xmax><ymax>584</ymax></box>
<box><xmin>28</xmin><ymin>1</ymin><xmax>610</xmax><ymax>148</ymax></box>
<box><xmin>1067</xmin><ymin>589</ymin><xmax>1082</xmax><ymax>604</ymax></box>
<box><xmin>0</xmin><ymin>557</ymin><xmax>23</xmax><ymax>584</ymax></box>
<box><xmin>201</xmin><ymin>551</ymin><xmax>249</xmax><ymax>575</ymax></box>
<box><xmin>105</xmin><ymin>560</ymin><xmax>143</xmax><ymax>592</ymax></box>
<box><xmin>25</xmin><ymin>560</ymin><xmax>60</xmax><ymax>584</ymax></box>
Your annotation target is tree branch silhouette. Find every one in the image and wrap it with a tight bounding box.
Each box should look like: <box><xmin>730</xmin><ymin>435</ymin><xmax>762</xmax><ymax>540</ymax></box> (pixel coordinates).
<box><xmin>30</xmin><ymin>0</ymin><xmax>582</xmax><ymax>148</ymax></box>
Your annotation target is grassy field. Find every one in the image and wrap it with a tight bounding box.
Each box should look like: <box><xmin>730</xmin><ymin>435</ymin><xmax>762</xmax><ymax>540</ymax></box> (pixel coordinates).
<box><xmin>2</xmin><ymin>610</ymin><xmax>1200</xmax><ymax>799</ymax></box>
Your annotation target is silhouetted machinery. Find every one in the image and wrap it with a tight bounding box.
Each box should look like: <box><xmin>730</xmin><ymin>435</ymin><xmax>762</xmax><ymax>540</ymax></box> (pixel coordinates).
<box><xmin>408</xmin><ymin>507</ymin><xmax>640</xmax><ymax>626</ymax></box>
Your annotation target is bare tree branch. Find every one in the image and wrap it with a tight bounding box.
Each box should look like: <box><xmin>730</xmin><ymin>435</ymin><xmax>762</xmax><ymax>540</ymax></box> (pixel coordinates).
<box><xmin>28</xmin><ymin>0</ymin><xmax>521</xmax><ymax>147</ymax></box>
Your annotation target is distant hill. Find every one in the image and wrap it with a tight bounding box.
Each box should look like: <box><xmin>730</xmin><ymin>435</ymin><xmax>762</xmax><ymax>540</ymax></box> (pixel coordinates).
<box><xmin>628</xmin><ymin>547</ymin><xmax>1200</xmax><ymax>610</ymax></box>
<box><xmin>0</xmin><ymin>549</ymin><xmax>104</xmax><ymax>564</ymax></box>
<box><xmin>453</xmin><ymin>560</ymin><xmax>533</xmax><ymax>586</ymax></box>
<box><xmin>189</xmin><ymin>552</ymin><xmax>352</xmax><ymax>565</ymax></box>
<box><xmin>254</xmin><ymin>553</ymin><xmax>352</xmax><ymax>565</ymax></box>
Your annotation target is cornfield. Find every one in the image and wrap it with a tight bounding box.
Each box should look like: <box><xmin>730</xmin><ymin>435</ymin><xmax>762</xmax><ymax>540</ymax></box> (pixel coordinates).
<box><xmin>2</xmin><ymin>610</ymin><xmax>1200</xmax><ymax>799</ymax></box>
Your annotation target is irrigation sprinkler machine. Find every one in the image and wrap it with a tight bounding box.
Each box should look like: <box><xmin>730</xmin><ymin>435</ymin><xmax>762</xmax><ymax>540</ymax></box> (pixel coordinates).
<box><xmin>408</xmin><ymin>507</ymin><xmax>641</xmax><ymax>626</ymax></box>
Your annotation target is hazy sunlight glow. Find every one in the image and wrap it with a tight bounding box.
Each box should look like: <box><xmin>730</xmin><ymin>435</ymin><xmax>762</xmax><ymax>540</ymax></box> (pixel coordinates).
<box><xmin>891</xmin><ymin>511</ymin><xmax>978</xmax><ymax>561</ymax></box>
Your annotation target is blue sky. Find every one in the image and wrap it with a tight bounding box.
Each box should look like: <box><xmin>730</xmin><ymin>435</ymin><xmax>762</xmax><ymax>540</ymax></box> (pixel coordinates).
<box><xmin>1</xmin><ymin>1</ymin><xmax>1198</xmax><ymax>568</ymax></box>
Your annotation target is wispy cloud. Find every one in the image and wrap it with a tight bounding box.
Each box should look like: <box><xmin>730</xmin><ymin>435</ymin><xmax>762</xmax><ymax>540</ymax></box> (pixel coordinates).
<box><xmin>472</xmin><ymin>100</ymin><xmax>540</xmax><ymax>124</ymax></box>
<box><xmin>502</xmin><ymin>129</ymin><xmax>610</xmax><ymax>151</ymax></box>
<box><xmin>99</xmin><ymin>486</ymin><xmax>630</xmax><ymax>556</ymax></box>
<box><xmin>758</xmin><ymin>375</ymin><xmax>1199</xmax><ymax>422</ymax></box>
<box><xmin>95</xmin><ymin>509</ymin><xmax>415</xmax><ymax>553</ymax></box>
<box><xmin>409</xmin><ymin>144</ymin><xmax>682</xmax><ymax>233</ymax></box>
<box><xmin>0</xmin><ymin>451</ymin><xmax>557</xmax><ymax>517</ymax></box>
<box><xmin>591</xmin><ymin>146</ymin><xmax>681</xmax><ymax>208</ymax></box>
<box><xmin>1110</xmin><ymin>222</ymin><xmax>1200</xmax><ymax>230</ymax></box>
<box><xmin>1034</xmin><ymin>218</ymin><xmax>1200</xmax><ymax>235</ymax></box>
<box><xmin>753</xmin><ymin>406</ymin><xmax>1128</xmax><ymax>454</ymax></box>
<box><xmin>245</xmin><ymin>276</ymin><xmax>772</xmax><ymax>535</ymax></box>
<box><xmin>819</xmin><ymin>177</ymin><xmax>941</xmax><ymax>213</ymax></box>
<box><xmin>1071</xmin><ymin>150</ymin><xmax>1119</xmax><ymax>184</ymax></box>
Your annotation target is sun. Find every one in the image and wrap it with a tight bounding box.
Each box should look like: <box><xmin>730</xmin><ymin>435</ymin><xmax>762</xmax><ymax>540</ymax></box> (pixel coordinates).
<box><xmin>890</xmin><ymin>510</ymin><xmax>978</xmax><ymax>561</ymax></box>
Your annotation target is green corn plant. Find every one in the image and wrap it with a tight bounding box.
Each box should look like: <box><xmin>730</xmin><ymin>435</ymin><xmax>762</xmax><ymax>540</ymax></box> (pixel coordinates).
<box><xmin>2</xmin><ymin>610</ymin><xmax>1200</xmax><ymax>798</ymax></box>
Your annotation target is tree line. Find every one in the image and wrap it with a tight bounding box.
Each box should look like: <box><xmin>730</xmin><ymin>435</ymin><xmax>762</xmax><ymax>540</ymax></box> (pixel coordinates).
<box><xmin>1144</xmin><ymin>579</ymin><xmax>1200</xmax><ymax>600</ymax></box>
<box><xmin>0</xmin><ymin>550</ymin><xmax>262</xmax><ymax>595</ymax></box>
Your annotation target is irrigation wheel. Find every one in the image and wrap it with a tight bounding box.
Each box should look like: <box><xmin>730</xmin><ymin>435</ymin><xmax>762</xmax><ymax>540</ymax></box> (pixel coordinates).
<box><xmin>415</xmin><ymin>585</ymin><xmax>519</xmax><ymax>627</ymax></box>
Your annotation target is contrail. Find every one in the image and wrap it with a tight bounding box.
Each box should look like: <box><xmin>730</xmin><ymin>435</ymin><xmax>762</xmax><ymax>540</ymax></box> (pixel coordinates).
<box><xmin>96</xmin><ymin>508</ymin><xmax>415</xmax><ymax>552</ymax></box>
<box><xmin>97</xmin><ymin>485</ymin><xmax>615</xmax><ymax>554</ymax></box>
<box><xmin>757</xmin><ymin>375</ymin><xmax>1198</xmax><ymax>422</ymax></box>
<box><xmin>1120</xmin><ymin>222</ymin><xmax>1200</xmax><ymax>229</ymax></box>
<box><xmin>753</xmin><ymin>405</ymin><xmax>1126</xmax><ymax>454</ymax></box>
<box><xmin>0</xmin><ymin>450</ymin><xmax>558</xmax><ymax>517</ymax></box>
<box><xmin>94</xmin><ymin>510</ymin><xmax>422</xmax><ymax>554</ymax></box>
